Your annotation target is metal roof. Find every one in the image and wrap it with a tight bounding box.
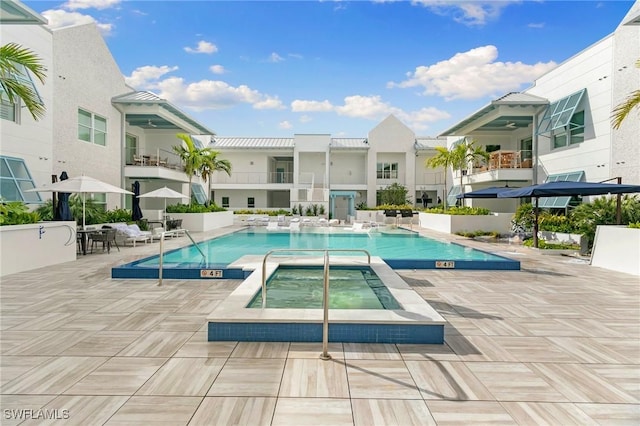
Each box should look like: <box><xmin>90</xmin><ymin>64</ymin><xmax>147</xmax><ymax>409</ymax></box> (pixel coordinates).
<box><xmin>330</xmin><ymin>138</ymin><xmax>369</xmax><ymax>149</ymax></box>
<box><xmin>210</xmin><ymin>137</ymin><xmax>295</xmax><ymax>149</ymax></box>
<box><xmin>0</xmin><ymin>0</ymin><xmax>47</xmax><ymax>25</ymax></box>
<box><xmin>415</xmin><ymin>137</ymin><xmax>447</xmax><ymax>150</ymax></box>
<box><xmin>439</xmin><ymin>92</ymin><xmax>549</xmax><ymax>136</ymax></box>
<box><xmin>112</xmin><ymin>91</ymin><xmax>215</xmax><ymax>135</ymax></box>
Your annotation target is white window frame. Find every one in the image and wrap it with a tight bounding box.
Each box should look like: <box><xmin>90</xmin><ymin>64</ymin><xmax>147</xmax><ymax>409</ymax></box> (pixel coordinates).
<box><xmin>376</xmin><ymin>162</ymin><xmax>399</xmax><ymax>179</ymax></box>
<box><xmin>78</xmin><ymin>108</ymin><xmax>107</xmax><ymax>146</ymax></box>
<box><xmin>552</xmin><ymin>110</ymin><xmax>585</xmax><ymax>150</ymax></box>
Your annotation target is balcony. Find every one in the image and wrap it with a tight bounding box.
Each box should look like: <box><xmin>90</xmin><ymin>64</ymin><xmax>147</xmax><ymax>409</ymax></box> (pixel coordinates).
<box><xmin>458</xmin><ymin>150</ymin><xmax>533</xmax><ymax>184</ymax></box>
<box><xmin>212</xmin><ymin>172</ymin><xmax>294</xmax><ymax>185</ymax></box>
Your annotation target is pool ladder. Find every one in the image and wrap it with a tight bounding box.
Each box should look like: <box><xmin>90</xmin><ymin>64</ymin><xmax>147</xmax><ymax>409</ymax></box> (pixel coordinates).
<box><xmin>157</xmin><ymin>229</ymin><xmax>206</xmax><ymax>286</ymax></box>
<box><xmin>261</xmin><ymin>249</ymin><xmax>372</xmax><ymax>360</ymax></box>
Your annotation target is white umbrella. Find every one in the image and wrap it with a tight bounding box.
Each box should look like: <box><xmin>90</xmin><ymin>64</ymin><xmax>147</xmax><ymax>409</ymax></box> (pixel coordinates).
<box><xmin>138</xmin><ymin>186</ymin><xmax>188</xmax><ymax>229</ymax></box>
<box><xmin>26</xmin><ymin>175</ymin><xmax>133</xmax><ymax>229</ymax></box>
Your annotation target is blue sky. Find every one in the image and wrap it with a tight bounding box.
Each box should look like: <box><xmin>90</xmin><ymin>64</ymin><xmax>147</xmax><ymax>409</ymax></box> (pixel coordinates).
<box><xmin>26</xmin><ymin>0</ymin><xmax>635</xmax><ymax>137</ymax></box>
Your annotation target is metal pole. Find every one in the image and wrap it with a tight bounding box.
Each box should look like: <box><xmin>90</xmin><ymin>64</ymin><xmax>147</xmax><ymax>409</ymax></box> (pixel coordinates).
<box><xmin>261</xmin><ymin>255</ymin><xmax>268</xmax><ymax>308</ymax></box>
<box><xmin>616</xmin><ymin>177</ymin><xmax>622</xmax><ymax>225</ymax></box>
<box><xmin>158</xmin><ymin>233</ymin><xmax>164</xmax><ymax>286</ymax></box>
<box><xmin>320</xmin><ymin>250</ymin><xmax>332</xmax><ymax>360</ymax></box>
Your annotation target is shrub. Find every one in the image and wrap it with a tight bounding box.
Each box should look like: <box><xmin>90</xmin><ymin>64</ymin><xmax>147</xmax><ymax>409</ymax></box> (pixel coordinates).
<box><xmin>629</xmin><ymin>222</ymin><xmax>640</xmax><ymax>229</ymax></box>
<box><xmin>538</xmin><ymin>212</ymin><xmax>575</xmax><ymax>233</ymax></box>
<box><xmin>104</xmin><ymin>208</ymin><xmax>133</xmax><ymax>223</ymax></box>
<box><xmin>423</xmin><ymin>206</ymin><xmax>491</xmax><ymax>215</ymax></box>
<box><xmin>570</xmin><ymin>194</ymin><xmax>640</xmax><ymax>247</ymax></box>
<box><xmin>0</xmin><ymin>201</ymin><xmax>40</xmax><ymax>226</ymax></box>
<box><xmin>379</xmin><ymin>183</ymin><xmax>411</xmax><ymax>205</ymax></box>
<box><xmin>523</xmin><ymin>238</ymin><xmax>580</xmax><ymax>250</ymax></box>
<box><xmin>166</xmin><ymin>203</ymin><xmax>226</xmax><ymax>213</ymax></box>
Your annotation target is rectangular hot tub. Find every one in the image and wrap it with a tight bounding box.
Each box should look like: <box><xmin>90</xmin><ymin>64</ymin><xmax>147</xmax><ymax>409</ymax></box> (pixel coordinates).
<box><xmin>207</xmin><ymin>256</ymin><xmax>446</xmax><ymax>344</ymax></box>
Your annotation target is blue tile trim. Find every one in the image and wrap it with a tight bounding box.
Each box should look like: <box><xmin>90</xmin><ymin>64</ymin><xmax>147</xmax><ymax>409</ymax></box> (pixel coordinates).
<box><xmin>208</xmin><ymin>322</ymin><xmax>444</xmax><ymax>344</ymax></box>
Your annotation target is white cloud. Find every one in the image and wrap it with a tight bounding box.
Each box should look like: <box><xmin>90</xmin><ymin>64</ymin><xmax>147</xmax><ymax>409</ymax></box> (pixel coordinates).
<box><xmin>528</xmin><ymin>22</ymin><xmax>545</xmax><ymax>29</ymax></box>
<box><xmin>411</xmin><ymin>0</ymin><xmax>520</xmax><ymax>26</ymax></box>
<box><xmin>291</xmin><ymin>100</ymin><xmax>334</xmax><ymax>112</ymax></box>
<box><xmin>64</xmin><ymin>0</ymin><xmax>120</xmax><ymax>10</ymax></box>
<box><xmin>125</xmin><ymin>65</ymin><xmax>178</xmax><ymax>89</ymax></box>
<box><xmin>41</xmin><ymin>9</ymin><xmax>113</xmax><ymax>34</ymax></box>
<box><xmin>288</xmin><ymin>53</ymin><xmax>304</xmax><ymax>60</ymax></box>
<box><xmin>279</xmin><ymin>121</ymin><xmax>293</xmax><ymax>129</ymax></box>
<box><xmin>209</xmin><ymin>65</ymin><xmax>226</xmax><ymax>74</ymax></box>
<box><xmin>299</xmin><ymin>115</ymin><xmax>312</xmax><ymax>123</ymax></box>
<box><xmin>184</xmin><ymin>41</ymin><xmax>218</xmax><ymax>54</ymax></box>
<box><xmin>335</xmin><ymin>95</ymin><xmax>394</xmax><ymax>120</ymax></box>
<box><xmin>388</xmin><ymin>45</ymin><xmax>557</xmax><ymax>100</ymax></box>
<box><xmin>149</xmin><ymin>76</ymin><xmax>284</xmax><ymax>111</ymax></box>
<box><xmin>269</xmin><ymin>52</ymin><xmax>285</xmax><ymax>63</ymax></box>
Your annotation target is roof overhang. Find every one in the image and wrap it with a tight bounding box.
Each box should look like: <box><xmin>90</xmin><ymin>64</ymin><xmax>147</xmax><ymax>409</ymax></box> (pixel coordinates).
<box><xmin>112</xmin><ymin>91</ymin><xmax>215</xmax><ymax>135</ymax></box>
<box><xmin>439</xmin><ymin>92</ymin><xmax>549</xmax><ymax>137</ymax></box>
<box><xmin>0</xmin><ymin>0</ymin><xmax>47</xmax><ymax>25</ymax></box>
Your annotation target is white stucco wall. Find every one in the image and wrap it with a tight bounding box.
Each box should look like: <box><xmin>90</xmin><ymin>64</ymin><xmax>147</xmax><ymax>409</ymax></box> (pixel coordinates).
<box><xmin>591</xmin><ymin>226</ymin><xmax>640</xmax><ymax>276</ymax></box>
<box><xmin>0</xmin><ymin>23</ymin><xmax>54</xmax><ymax>197</ymax></box>
<box><xmin>51</xmin><ymin>23</ymin><xmax>131</xmax><ymax>209</ymax></box>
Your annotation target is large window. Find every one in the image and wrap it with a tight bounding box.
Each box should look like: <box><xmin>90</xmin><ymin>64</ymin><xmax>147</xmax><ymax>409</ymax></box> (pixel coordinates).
<box><xmin>552</xmin><ymin>111</ymin><xmax>584</xmax><ymax>149</ymax></box>
<box><xmin>78</xmin><ymin>109</ymin><xmax>107</xmax><ymax>146</ymax></box>
<box><xmin>191</xmin><ymin>183</ymin><xmax>207</xmax><ymax>204</ymax></box>
<box><xmin>376</xmin><ymin>162</ymin><xmax>398</xmax><ymax>179</ymax></box>
<box><xmin>0</xmin><ymin>156</ymin><xmax>41</xmax><ymax>202</ymax></box>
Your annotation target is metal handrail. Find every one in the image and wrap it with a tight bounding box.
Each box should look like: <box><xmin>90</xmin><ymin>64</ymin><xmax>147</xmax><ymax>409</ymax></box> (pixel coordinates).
<box><xmin>158</xmin><ymin>229</ymin><xmax>205</xmax><ymax>286</ymax></box>
<box><xmin>260</xmin><ymin>248</ymin><xmax>372</xmax><ymax>360</ymax></box>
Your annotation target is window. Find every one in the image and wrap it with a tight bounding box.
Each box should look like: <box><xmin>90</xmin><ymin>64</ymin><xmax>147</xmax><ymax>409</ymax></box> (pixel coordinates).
<box><xmin>552</xmin><ymin>111</ymin><xmax>584</xmax><ymax>149</ymax></box>
<box><xmin>222</xmin><ymin>197</ymin><xmax>229</xmax><ymax>208</ymax></box>
<box><xmin>191</xmin><ymin>183</ymin><xmax>207</xmax><ymax>204</ymax></box>
<box><xmin>247</xmin><ymin>197</ymin><xmax>255</xmax><ymax>208</ymax></box>
<box><xmin>539</xmin><ymin>171</ymin><xmax>585</xmax><ymax>208</ymax></box>
<box><xmin>0</xmin><ymin>64</ymin><xmax>42</xmax><ymax>123</ymax></box>
<box><xmin>0</xmin><ymin>97</ymin><xmax>17</xmax><ymax>122</ymax></box>
<box><xmin>485</xmin><ymin>145</ymin><xmax>501</xmax><ymax>153</ymax></box>
<box><xmin>0</xmin><ymin>156</ymin><xmax>41</xmax><ymax>202</ymax></box>
<box><xmin>538</xmin><ymin>89</ymin><xmax>586</xmax><ymax>134</ymax></box>
<box><xmin>90</xmin><ymin>193</ymin><xmax>106</xmax><ymax>211</ymax></box>
<box><xmin>125</xmin><ymin>134</ymin><xmax>137</xmax><ymax>165</ymax></box>
<box><xmin>78</xmin><ymin>109</ymin><xmax>107</xmax><ymax>146</ymax></box>
<box><xmin>376</xmin><ymin>162</ymin><xmax>398</xmax><ymax>179</ymax></box>
<box><xmin>447</xmin><ymin>186</ymin><xmax>461</xmax><ymax>207</ymax></box>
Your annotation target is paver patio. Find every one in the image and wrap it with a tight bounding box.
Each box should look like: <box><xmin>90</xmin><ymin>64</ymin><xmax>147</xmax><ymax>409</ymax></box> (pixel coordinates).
<box><xmin>1</xmin><ymin>226</ymin><xmax>638</xmax><ymax>425</ymax></box>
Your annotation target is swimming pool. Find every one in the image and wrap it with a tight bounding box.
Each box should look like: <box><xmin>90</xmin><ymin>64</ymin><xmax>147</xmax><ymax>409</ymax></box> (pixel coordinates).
<box><xmin>112</xmin><ymin>227</ymin><xmax>520</xmax><ymax>279</ymax></box>
<box><xmin>247</xmin><ymin>266</ymin><xmax>400</xmax><ymax>309</ymax></box>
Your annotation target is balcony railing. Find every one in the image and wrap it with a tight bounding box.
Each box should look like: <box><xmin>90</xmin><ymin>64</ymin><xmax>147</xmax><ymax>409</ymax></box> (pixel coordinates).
<box><xmin>126</xmin><ymin>147</ymin><xmax>183</xmax><ymax>171</ymax></box>
<box><xmin>469</xmin><ymin>150</ymin><xmax>533</xmax><ymax>173</ymax></box>
<box><xmin>213</xmin><ymin>172</ymin><xmax>293</xmax><ymax>184</ymax></box>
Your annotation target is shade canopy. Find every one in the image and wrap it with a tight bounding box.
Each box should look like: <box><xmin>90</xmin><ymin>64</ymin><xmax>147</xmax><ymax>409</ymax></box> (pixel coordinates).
<box><xmin>26</xmin><ymin>175</ymin><xmax>133</xmax><ymax>228</ymax></box>
<box><xmin>138</xmin><ymin>187</ymin><xmax>188</xmax><ymax>199</ymax></box>
<box><xmin>497</xmin><ymin>181</ymin><xmax>640</xmax><ymax>198</ymax></box>
<box><xmin>138</xmin><ymin>187</ymin><xmax>188</xmax><ymax>229</ymax></box>
<box><xmin>456</xmin><ymin>186</ymin><xmax>518</xmax><ymax>199</ymax></box>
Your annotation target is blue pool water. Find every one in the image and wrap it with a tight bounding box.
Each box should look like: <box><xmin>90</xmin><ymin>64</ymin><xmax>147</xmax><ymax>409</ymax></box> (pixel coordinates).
<box><xmin>112</xmin><ymin>227</ymin><xmax>520</xmax><ymax>279</ymax></box>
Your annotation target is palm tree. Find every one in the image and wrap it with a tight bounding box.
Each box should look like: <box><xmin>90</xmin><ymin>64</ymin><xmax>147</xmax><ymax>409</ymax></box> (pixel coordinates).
<box><xmin>425</xmin><ymin>146</ymin><xmax>457</xmax><ymax>209</ymax></box>
<box><xmin>612</xmin><ymin>58</ymin><xmax>640</xmax><ymax>129</ymax></box>
<box><xmin>451</xmin><ymin>139</ymin><xmax>489</xmax><ymax>201</ymax></box>
<box><xmin>200</xmin><ymin>150</ymin><xmax>231</xmax><ymax>205</ymax></box>
<box><xmin>0</xmin><ymin>42</ymin><xmax>47</xmax><ymax>120</ymax></box>
<box><xmin>173</xmin><ymin>133</ymin><xmax>212</xmax><ymax>204</ymax></box>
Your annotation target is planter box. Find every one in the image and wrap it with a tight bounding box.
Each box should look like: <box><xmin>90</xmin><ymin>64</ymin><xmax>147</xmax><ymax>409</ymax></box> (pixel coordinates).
<box><xmin>170</xmin><ymin>211</ymin><xmax>234</xmax><ymax>232</ymax></box>
<box><xmin>418</xmin><ymin>212</ymin><xmax>512</xmax><ymax>234</ymax></box>
<box><xmin>591</xmin><ymin>225</ymin><xmax>640</xmax><ymax>276</ymax></box>
<box><xmin>0</xmin><ymin>221</ymin><xmax>77</xmax><ymax>277</ymax></box>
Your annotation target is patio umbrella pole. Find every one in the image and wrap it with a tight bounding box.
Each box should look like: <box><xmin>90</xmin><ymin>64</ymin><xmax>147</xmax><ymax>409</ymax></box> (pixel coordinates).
<box><xmin>83</xmin><ymin>193</ymin><xmax>86</xmax><ymax>229</ymax></box>
<box><xmin>533</xmin><ymin>197</ymin><xmax>539</xmax><ymax>249</ymax></box>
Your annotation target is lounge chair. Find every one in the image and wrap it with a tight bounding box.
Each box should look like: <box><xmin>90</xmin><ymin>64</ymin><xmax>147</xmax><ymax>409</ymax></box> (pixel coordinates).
<box><xmin>266</xmin><ymin>221</ymin><xmax>279</xmax><ymax>231</ymax></box>
<box><xmin>113</xmin><ymin>223</ymin><xmax>152</xmax><ymax>246</ymax></box>
<box><xmin>345</xmin><ymin>222</ymin><xmax>371</xmax><ymax>233</ymax></box>
<box><xmin>289</xmin><ymin>221</ymin><xmax>300</xmax><ymax>232</ymax></box>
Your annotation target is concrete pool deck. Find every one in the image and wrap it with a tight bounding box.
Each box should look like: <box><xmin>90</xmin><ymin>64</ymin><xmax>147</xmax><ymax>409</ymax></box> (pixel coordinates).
<box><xmin>0</xmin><ymin>225</ymin><xmax>638</xmax><ymax>425</ymax></box>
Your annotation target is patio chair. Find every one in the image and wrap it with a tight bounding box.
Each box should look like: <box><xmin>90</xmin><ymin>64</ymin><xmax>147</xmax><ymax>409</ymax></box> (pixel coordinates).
<box><xmin>266</xmin><ymin>221</ymin><xmax>279</xmax><ymax>231</ymax></box>
<box><xmin>90</xmin><ymin>228</ymin><xmax>119</xmax><ymax>253</ymax></box>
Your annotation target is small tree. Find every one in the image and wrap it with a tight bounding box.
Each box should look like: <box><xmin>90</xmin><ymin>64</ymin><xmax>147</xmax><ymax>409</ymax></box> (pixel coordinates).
<box><xmin>173</xmin><ymin>133</ymin><xmax>219</xmax><ymax>204</ymax></box>
<box><xmin>451</xmin><ymin>139</ymin><xmax>489</xmax><ymax>201</ymax></box>
<box><xmin>379</xmin><ymin>183</ymin><xmax>410</xmax><ymax>205</ymax></box>
<box><xmin>0</xmin><ymin>43</ymin><xmax>47</xmax><ymax>120</ymax></box>
<box><xmin>425</xmin><ymin>146</ymin><xmax>457</xmax><ymax>209</ymax></box>
<box><xmin>200</xmin><ymin>150</ymin><xmax>231</xmax><ymax>205</ymax></box>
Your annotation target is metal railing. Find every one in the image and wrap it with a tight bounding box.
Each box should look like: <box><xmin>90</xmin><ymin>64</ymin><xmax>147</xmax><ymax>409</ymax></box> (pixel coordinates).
<box><xmin>260</xmin><ymin>248</ymin><xmax>372</xmax><ymax>360</ymax></box>
<box><xmin>158</xmin><ymin>229</ymin><xmax>205</xmax><ymax>286</ymax></box>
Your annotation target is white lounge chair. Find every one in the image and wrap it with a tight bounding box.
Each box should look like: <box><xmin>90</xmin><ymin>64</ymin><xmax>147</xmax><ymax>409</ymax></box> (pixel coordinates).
<box><xmin>289</xmin><ymin>221</ymin><xmax>300</xmax><ymax>232</ymax></box>
<box><xmin>266</xmin><ymin>221</ymin><xmax>279</xmax><ymax>231</ymax></box>
<box><xmin>345</xmin><ymin>222</ymin><xmax>371</xmax><ymax>233</ymax></box>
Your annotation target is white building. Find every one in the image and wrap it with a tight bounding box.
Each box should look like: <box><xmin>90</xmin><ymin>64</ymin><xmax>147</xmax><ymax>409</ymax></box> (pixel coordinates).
<box><xmin>439</xmin><ymin>1</ymin><xmax>640</xmax><ymax>212</ymax></box>
<box><xmin>1</xmin><ymin>0</ymin><xmax>638</xmax><ymax>222</ymax></box>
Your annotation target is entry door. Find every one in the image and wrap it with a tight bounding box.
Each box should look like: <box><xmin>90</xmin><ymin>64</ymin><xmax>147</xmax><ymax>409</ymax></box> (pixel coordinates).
<box><xmin>276</xmin><ymin>167</ymin><xmax>285</xmax><ymax>183</ymax></box>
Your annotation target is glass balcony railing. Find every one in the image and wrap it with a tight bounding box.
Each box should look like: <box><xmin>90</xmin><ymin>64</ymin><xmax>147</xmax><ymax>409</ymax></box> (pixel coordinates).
<box><xmin>125</xmin><ymin>147</ymin><xmax>183</xmax><ymax>170</ymax></box>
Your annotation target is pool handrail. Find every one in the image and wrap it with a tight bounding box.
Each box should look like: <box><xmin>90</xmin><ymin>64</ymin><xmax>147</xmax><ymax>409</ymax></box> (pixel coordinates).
<box><xmin>260</xmin><ymin>248</ymin><xmax>371</xmax><ymax>360</ymax></box>
<box><xmin>158</xmin><ymin>229</ymin><xmax>205</xmax><ymax>286</ymax></box>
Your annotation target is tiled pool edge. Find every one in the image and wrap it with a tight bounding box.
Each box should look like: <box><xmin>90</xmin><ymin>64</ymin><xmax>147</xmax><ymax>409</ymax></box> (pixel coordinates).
<box><xmin>206</xmin><ymin>257</ymin><xmax>447</xmax><ymax>344</ymax></box>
